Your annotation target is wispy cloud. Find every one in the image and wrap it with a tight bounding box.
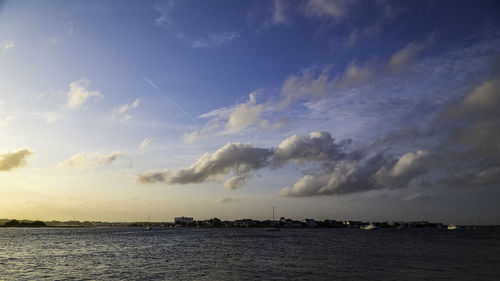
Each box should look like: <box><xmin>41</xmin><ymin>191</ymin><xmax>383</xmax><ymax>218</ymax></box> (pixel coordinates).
<box><xmin>177</xmin><ymin>31</ymin><xmax>241</xmax><ymax>49</ymax></box>
<box><xmin>0</xmin><ymin>149</ymin><xmax>34</xmax><ymax>172</ymax></box>
<box><xmin>301</xmin><ymin>0</ymin><xmax>358</xmax><ymax>22</ymax></box>
<box><xmin>219</xmin><ymin>196</ymin><xmax>242</xmax><ymax>203</ymax></box>
<box><xmin>153</xmin><ymin>1</ymin><xmax>239</xmax><ymax>50</ymax></box>
<box><xmin>63</xmin><ymin>20</ymin><xmax>75</xmax><ymax>35</ymax></box>
<box><xmin>113</xmin><ymin>98</ymin><xmax>140</xmax><ymax>121</ymax></box>
<box><xmin>1</xmin><ymin>40</ymin><xmax>14</xmax><ymax>51</ymax></box>
<box><xmin>45</xmin><ymin>112</ymin><xmax>59</xmax><ymax>123</ymax></box>
<box><xmin>154</xmin><ymin>0</ymin><xmax>177</xmax><ymax>28</ymax></box>
<box><xmin>279</xmin><ymin>35</ymin><xmax>434</xmax><ymax>107</ymax></box>
<box><xmin>272</xmin><ymin>0</ymin><xmax>291</xmax><ymax>25</ymax></box>
<box><xmin>139</xmin><ymin>137</ymin><xmax>152</xmax><ymax>150</ymax></box>
<box><xmin>60</xmin><ymin>151</ymin><xmax>124</xmax><ymax>168</ymax></box>
<box><xmin>184</xmin><ymin>92</ymin><xmax>287</xmax><ymax>143</ymax></box>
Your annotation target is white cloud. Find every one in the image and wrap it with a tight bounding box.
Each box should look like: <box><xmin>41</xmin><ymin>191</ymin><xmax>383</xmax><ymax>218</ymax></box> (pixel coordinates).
<box><xmin>117</xmin><ymin>98</ymin><xmax>140</xmax><ymax>114</ymax></box>
<box><xmin>273</xmin><ymin>131</ymin><xmax>345</xmax><ymax>166</ymax></box>
<box><xmin>64</xmin><ymin>78</ymin><xmax>102</xmax><ymax>110</ymax></box>
<box><xmin>60</xmin><ymin>151</ymin><xmax>124</xmax><ymax>168</ymax></box>
<box><xmin>373</xmin><ymin>150</ymin><xmax>429</xmax><ymax>188</ymax></box>
<box><xmin>1</xmin><ymin>40</ymin><xmax>14</xmax><ymax>51</ymax></box>
<box><xmin>226</xmin><ymin>93</ymin><xmax>263</xmax><ymax>132</ymax></box>
<box><xmin>114</xmin><ymin>98</ymin><xmax>140</xmax><ymax>121</ymax></box>
<box><xmin>184</xmin><ymin>92</ymin><xmax>285</xmax><ymax>142</ymax></box>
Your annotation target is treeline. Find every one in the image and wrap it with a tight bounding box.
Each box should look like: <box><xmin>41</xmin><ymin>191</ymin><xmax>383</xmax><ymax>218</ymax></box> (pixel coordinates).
<box><xmin>1</xmin><ymin>219</ymin><xmax>46</xmax><ymax>227</ymax></box>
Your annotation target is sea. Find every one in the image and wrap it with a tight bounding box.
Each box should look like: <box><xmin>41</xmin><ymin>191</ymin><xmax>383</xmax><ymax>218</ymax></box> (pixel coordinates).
<box><xmin>1</xmin><ymin>227</ymin><xmax>499</xmax><ymax>280</ymax></box>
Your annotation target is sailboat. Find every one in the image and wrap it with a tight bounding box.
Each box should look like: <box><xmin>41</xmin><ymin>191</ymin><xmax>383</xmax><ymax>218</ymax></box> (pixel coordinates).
<box><xmin>266</xmin><ymin>206</ymin><xmax>280</xmax><ymax>231</ymax></box>
<box><xmin>360</xmin><ymin>222</ymin><xmax>378</xmax><ymax>230</ymax></box>
<box><xmin>146</xmin><ymin>214</ymin><xmax>152</xmax><ymax>230</ymax></box>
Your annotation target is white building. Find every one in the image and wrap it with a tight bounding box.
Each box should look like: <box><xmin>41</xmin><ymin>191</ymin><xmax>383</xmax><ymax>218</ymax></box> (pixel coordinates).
<box><xmin>174</xmin><ymin>216</ymin><xmax>194</xmax><ymax>224</ymax></box>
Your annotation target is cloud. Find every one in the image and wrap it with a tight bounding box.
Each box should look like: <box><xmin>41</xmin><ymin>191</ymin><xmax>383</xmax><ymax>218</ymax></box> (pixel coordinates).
<box><xmin>279</xmin><ymin>36</ymin><xmax>433</xmax><ymax>108</ymax></box>
<box><xmin>343</xmin><ymin>29</ymin><xmax>359</xmax><ymax>46</ymax></box>
<box><xmin>0</xmin><ymin>149</ymin><xmax>34</xmax><ymax>171</ymax></box>
<box><xmin>272</xmin><ymin>0</ymin><xmax>290</xmax><ymax>25</ymax></box>
<box><xmin>154</xmin><ymin>0</ymin><xmax>177</xmax><ymax>28</ymax></box>
<box><xmin>63</xmin><ymin>20</ymin><xmax>75</xmax><ymax>35</ymax></box>
<box><xmin>301</xmin><ymin>0</ymin><xmax>358</xmax><ymax>22</ymax></box>
<box><xmin>138</xmin><ymin>130</ymin><xmax>431</xmax><ymax>196</ymax></box>
<box><xmin>184</xmin><ymin>92</ymin><xmax>286</xmax><ymax>142</ymax></box>
<box><xmin>387</xmin><ymin>39</ymin><xmax>433</xmax><ymax>72</ymax></box>
<box><xmin>373</xmin><ymin>150</ymin><xmax>429</xmax><ymax>188</ymax></box>
<box><xmin>1</xmin><ymin>40</ymin><xmax>14</xmax><ymax>51</ymax></box>
<box><xmin>45</xmin><ymin>112</ymin><xmax>59</xmax><ymax>123</ymax></box>
<box><xmin>114</xmin><ymin>98</ymin><xmax>140</xmax><ymax>121</ymax></box>
<box><xmin>438</xmin><ymin>167</ymin><xmax>500</xmax><ymax>188</ymax></box>
<box><xmin>278</xmin><ymin>148</ymin><xmax>429</xmax><ymax>197</ymax></box>
<box><xmin>64</xmin><ymin>78</ymin><xmax>102</xmax><ymax>110</ymax></box>
<box><xmin>429</xmin><ymin>74</ymin><xmax>500</xmax><ymax>188</ymax></box>
<box><xmin>446</xmin><ymin>75</ymin><xmax>500</xmax><ymax>119</ymax></box>
<box><xmin>177</xmin><ymin>31</ymin><xmax>240</xmax><ymax>49</ymax></box>
<box><xmin>403</xmin><ymin>192</ymin><xmax>430</xmax><ymax>202</ymax></box>
<box><xmin>280</xmin><ymin>68</ymin><xmax>331</xmax><ymax>108</ymax></box>
<box><xmin>226</xmin><ymin>93</ymin><xmax>263</xmax><ymax>131</ymax></box>
<box><xmin>139</xmin><ymin>137</ymin><xmax>152</xmax><ymax>149</ymax></box>
<box><xmin>135</xmin><ymin>143</ymin><xmax>274</xmax><ymax>189</ymax></box>
<box><xmin>0</xmin><ymin>115</ymin><xmax>14</xmax><ymax>128</ymax></box>
<box><xmin>139</xmin><ymin>130</ymin><xmax>423</xmax><ymax>195</ymax></box>
<box><xmin>117</xmin><ymin>98</ymin><xmax>140</xmax><ymax>114</ymax></box>
<box><xmin>278</xmin><ymin>153</ymin><xmax>390</xmax><ymax>197</ymax></box>
<box><xmin>60</xmin><ymin>151</ymin><xmax>124</xmax><ymax>168</ymax></box>
<box><xmin>219</xmin><ymin>196</ymin><xmax>241</xmax><ymax>203</ymax></box>
<box><xmin>273</xmin><ymin>131</ymin><xmax>347</xmax><ymax>166</ymax></box>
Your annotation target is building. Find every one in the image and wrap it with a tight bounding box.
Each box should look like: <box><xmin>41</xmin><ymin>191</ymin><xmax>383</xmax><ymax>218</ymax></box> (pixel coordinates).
<box><xmin>174</xmin><ymin>216</ymin><xmax>194</xmax><ymax>224</ymax></box>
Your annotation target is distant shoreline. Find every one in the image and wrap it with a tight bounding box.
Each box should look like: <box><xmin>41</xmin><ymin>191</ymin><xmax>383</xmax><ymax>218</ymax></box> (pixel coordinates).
<box><xmin>1</xmin><ymin>218</ymin><xmax>499</xmax><ymax>229</ymax></box>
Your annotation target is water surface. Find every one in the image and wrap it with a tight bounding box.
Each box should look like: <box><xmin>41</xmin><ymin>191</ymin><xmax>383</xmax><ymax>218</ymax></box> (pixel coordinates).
<box><xmin>1</xmin><ymin>227</ymin><xmax>499</xmax><ymax>280</ymax></box>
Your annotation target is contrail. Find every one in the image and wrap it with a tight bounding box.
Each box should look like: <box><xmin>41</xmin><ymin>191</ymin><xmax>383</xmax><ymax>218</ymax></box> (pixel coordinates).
<box><xmin>141</xmin><ymin>75</ymin><xmax>200</xmax><ymax>126</ymax></box>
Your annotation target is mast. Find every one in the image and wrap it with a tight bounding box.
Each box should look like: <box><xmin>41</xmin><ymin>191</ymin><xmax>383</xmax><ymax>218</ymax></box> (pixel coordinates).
<box><xmin>273</xmin><ymin>206</ymin><xmax>275</xmax><ymax>222</ymax></box>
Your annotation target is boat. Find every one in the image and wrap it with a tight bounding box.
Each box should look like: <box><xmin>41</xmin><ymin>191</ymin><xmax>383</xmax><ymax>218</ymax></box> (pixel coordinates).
<box><xmin>447</xmin><ymin>224</ymin><xmax>457</xmax><ymax>230</ymax></box>
<box><xmin>266</xmin><ymin>206</ymin><xmax>280</xmax><ymax>231</ymax></box>
<box><xmin>360</xmin><ymin>222</ymin><xmax>378</xmax><ymax>230</ymax></box>
<box><xmin>145</xmin><ymin>214</ymin><xmax>152</xmax><ymax>230</ymax></box>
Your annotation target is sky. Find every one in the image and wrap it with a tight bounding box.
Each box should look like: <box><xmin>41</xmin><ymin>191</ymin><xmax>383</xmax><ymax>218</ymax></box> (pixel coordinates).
<box><xmin>1</xmin><ymin>0</ymin><xmax>500</xmax><ymax>224</ymax></box>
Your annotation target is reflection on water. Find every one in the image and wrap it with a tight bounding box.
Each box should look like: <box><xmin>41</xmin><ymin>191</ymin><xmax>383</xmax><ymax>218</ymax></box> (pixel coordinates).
<box><xmin>1</xmin><ymin>227</ymin><xmax>499</xmax><ymax>280</ymax></box>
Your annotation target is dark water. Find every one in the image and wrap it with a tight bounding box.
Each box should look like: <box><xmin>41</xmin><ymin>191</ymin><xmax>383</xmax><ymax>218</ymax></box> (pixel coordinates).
<box><xmin>1</xmin><ymin>227</ymin><xmax>499</xmax><ymax>280</ymax></box>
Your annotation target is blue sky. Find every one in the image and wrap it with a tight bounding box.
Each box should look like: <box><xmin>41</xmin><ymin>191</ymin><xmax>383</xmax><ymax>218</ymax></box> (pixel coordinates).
<box><xmin>1</xmin><ymin>0</ymin><xmax>500</xmax><ymax>223</ymax></box>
